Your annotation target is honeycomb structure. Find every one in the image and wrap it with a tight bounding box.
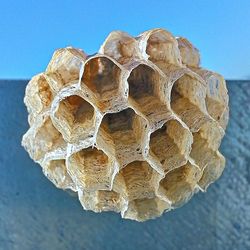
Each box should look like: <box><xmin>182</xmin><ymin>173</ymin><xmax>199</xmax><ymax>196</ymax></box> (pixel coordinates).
<box><xmin>22</xmin><ymin>28</ymin><xmax>229</xmax><ymax>221</ymax></box>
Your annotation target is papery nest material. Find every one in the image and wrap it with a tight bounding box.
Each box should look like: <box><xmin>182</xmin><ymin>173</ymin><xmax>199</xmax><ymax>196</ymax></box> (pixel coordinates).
<box><xmin>22</xmin><ymin>28</ymin><xmax>229</xmax><ymax>221</ymax></box>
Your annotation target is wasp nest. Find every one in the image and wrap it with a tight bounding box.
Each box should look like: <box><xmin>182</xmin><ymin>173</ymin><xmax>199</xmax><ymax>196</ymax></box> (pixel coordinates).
<box><xmin>22</xmin><ymin>28</ymin><xmax>229</xmax><ymax>221</ymax></box>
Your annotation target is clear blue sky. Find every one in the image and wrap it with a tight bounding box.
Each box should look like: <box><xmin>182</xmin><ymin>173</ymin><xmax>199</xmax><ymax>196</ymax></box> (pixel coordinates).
<box><xmin>0</xmin><ymin>0</ymin><xmax>249</xmax><ymax>79</ymax></box>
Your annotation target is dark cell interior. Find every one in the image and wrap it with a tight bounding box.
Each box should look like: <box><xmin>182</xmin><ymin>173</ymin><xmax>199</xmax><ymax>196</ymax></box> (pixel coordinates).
<box><xmin>82</xmin><ymin>57</ymin><xmax>121</xmax><ymax>97</ymax></box>
<box><xmin>101</xmin><ymin>108</ymin><xmax>134</xmax><ymax>133</ymax></box>
<box><xmin>58</xmin><ymin>95</ymin><xmax>94</xmax><ymax>125</ymax></box>
<box><xmin>128</xmin><ymin>64</ymin><xmax>155</xmax><ymax>101</ymax></box>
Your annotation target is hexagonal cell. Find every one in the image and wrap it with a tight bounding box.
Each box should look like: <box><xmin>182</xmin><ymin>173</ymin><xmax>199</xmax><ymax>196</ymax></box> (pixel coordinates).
<box><xmin>79</xmin><ymin>190</ymin><xmax>125</xmax><ymax>213</ymax></box>
<box><xmin>118</xmin><ymin>161</ymin><xmax>158</xmax><ymax>201</ymax></box>
<box><xmin>43</xmin><ymin>159</ymin><xmax>76</xmax><ymax>191</ymax></box>
<box><xmin>54</xmin><ymin>95</ymin><xmax>95</xmax><ymax>143</ymax></box>
<box><xmin>190</xmin><ymin>132</ymin><xmax>226</xmax><ymax>190</ymax></box>
<box><xmin>100</xmin><ymin>31</ymin><xmax>139</xmax><ymax>64</ymax></box>
<box><xmin>149</xmin><ymin>119</ymin><xmax>192</xmax><ymax>173</ymax></box>
<box><xmin>96</xmin><ymin>190</ymin><xmax>124</xmax><ymax>212</ymax></box>
<box><xmin>206</xmin><ymin>100</ymin><xmax>226</xmax><ymax>125</ymax></box>
<box><xmin>170</xmin><ymin>74</ymin><xmax>210</xmax><ymax>132</ymax></box>
<box><xmin>128</xmin><ymin>64</ymin><xmax>172</xmax><ymax>127</ymax></box>
<box><xmin>123</xmin><ymin>197</ymin><xmax>170</xmax><ymax>222</ymax></box>
<box><xmin>143</xmin><ymin>29</ymin><xmax>182</xmax><ymax>66</ymax></box>
<box><xmin>158</xmin><ymin>162</ymin><xmax>201</xmax><ymax>207</ymax></box>
<box><xmin>22</xmin><ymin>116</ymin><xmax>66</xmax><ymax>162</ymax></box>
<box><xmin>46</xmin><ymin>47</ymin><xmax>87</xmax><ymax>92</ymax></box>
<box><xmin>205</xmin><ymin>75</ymin><xmax>228</xmax><ymax>123</ymax></box>
<box><xmin>177</xmin><ymin>37</ymin><xmax>200</xmax><ymax>68</ymax></box>
<box><xmin>198</xmin><ymin>152</ymin><xmax>225</xmax><ymax>191</ymax></box>
<box><xmin>192</xmin><ymin>69</ymin><xmax>229</xmax><ymax>129</ymax></box>
<box><xmin>81</xmin><ymin>56</ymin><xmax>125</xmax><ymax>112</ymax></box>
<box><xmin>24</xmin><ymin>74</ymin><xmax>53</xmax><ymax>123</ymax></box>
<box><xmin>199</xmin><ymin>120</ymin><xmax>225</xmax><ymax>151</ymax></box>
<box><xmin>97</xmin><ymin>108</ymin><xmax>147</xmax><ymax>166</ymax></box>
<box><xmin>67</xmin><ymin>147</ymin><xmax>116</xmax><ymax>191</ymax></box>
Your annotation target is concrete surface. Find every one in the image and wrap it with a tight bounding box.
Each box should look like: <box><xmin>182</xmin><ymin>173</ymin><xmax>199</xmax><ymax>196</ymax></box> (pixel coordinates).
<box><xmin>0</xmin><ymin>80</ymin><xmax>249</xmax><ymax>250</ymax></box>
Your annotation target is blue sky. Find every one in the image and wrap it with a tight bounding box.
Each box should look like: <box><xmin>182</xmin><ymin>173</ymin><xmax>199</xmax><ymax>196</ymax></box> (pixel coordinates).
<box><xmin>0</xmin><ymin>0</ymin><xmax>249</xmax><ymax>79</ymax></box>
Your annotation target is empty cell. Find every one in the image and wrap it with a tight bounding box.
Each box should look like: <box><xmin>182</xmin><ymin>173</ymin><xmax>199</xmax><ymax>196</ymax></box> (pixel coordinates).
<box><xmin>198</xmin><ymin>152</ymin><xmax>225</xmax><ymax>191</ymax></box>
<box><xmin>79</xmin><ymin>190</ymin><xmax>125</xmax><ymax>213</ymax></box>
<box><xmin>177</xmin><ymin>37</ymin><xmax>200</xmax><ymax>67</ymax></box>
<box><xmin>170</xmin><ymin>74</ymin><xmax>209</xmax><ymax>131</ymax></box>
<box><xmin>192</xmin><ymin>70</ymin><xmax>228</xmax><ymax>127</ymax></box>
<box><xmin>206</xmin><ymin>97</ymin><xmax>225</xmax><ymax>122</ymax></box>
<box><xmin>198</xmin><ymin>121</ymin><xmax>225</xmax><ymax>151</ymax></box>
<box><xmin>149</xmin><ymin>119</ymin><xmax>191</xmax><ymax>173</ymax></box>
<box><xmin>24</xmin><ymin>74</ymin><xmax>53</xmax><ymax>120</ymax></box>
<box><xmin>159</xmin><ymin>163</ymin><xmax>201</xmax><ymax>207</ymax></box>
<box><xmin>55</xmin><ymin>95</ymin><xmax>95</xmax><ymax>143</ymax></box>
<box><xmin>119</xmin><ymin>161</ymin><xmax>157</xmax><ymax>201</ymax></box>
<box><xmin>43</xmin><ymin>159</ymin><xmax>75</xmax><ymax>190</ymax></box>
<box><xmin>96</xmin><ymin>190</ymin><xmax>124</xmax><ymax>212</ymax></box>
<box><xmin>100</xmin><ymin>31</ymin><xmax>139</xmax><ymax>64</ymax></box>
<box><xmin>46</xmin><ymin>47</ymin><xmax>86</xmax><ymax>92</ymax></box>
<box><xmin>124</xmin><ymin>197</ymin><xmax>170</xmax><ymax>221</ymax></box>
<box><xmin>68</xmin><ymin>147</ymin><xmax>114</xmax><ymax>191</ymax></box>
<box><xmin>81</xmin><ymin>56</ymin><xmax>123</xmax><ymax>111</ymax></box>
<box><xmin>205</xmin><ymin>74</ymin><xmax>229</xmax><ymax>128</ymax></box>
<box><xmin>29</xmin><ymin>117</ymin><xmax>66</xmax><ymax>161</ymax></box>
<box><xmin>145</xmin><ymin>29</ymin><xmax>181</xmax><ymax>66</ymax></box>
<box><xmin>190</xmin><ymin>132</ymin><xmax>226</xmax><ymax>190</ymax></box>
<box><xmin>190</xmin><ymin>132</ymin><xmax>217</xmax><ymax>171</ymax></box>
<box><xmin>98</xmin><ymin>108</ymin><xmax>146</xmax><ymax>166</ymax></box>
<box><xmin>129</xmin><ymin>65</ymin><xmax>154</xmax><ymax>100</ymax></box>
<box><xmin>205</xmin><ymin>75</ymin><xmax>227</xmax><ymax>121</ymax></box>
<box><xmin>128</xmin><ymin>64</ymin><xmax>171</xmax><ymax>125</ymax></box>
<box><xmin>204</xmin><ymin>76</ymin><xmax>228</xmax><ymax>125</ymax></box>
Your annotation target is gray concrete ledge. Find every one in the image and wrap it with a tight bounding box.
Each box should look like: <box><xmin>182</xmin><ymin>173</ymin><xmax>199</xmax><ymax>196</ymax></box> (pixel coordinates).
<box><xmin>0</xmin><ymin>80</ymin><xmax>249</xmax><ymax>250</ymax></box>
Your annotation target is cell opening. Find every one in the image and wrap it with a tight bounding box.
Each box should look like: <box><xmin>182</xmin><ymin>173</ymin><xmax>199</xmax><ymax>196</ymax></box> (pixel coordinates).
<box><xmin>68</xmin><ymin>147</ymin><xmax>114</xmax><ymax>191</ymax></box>
<box><xmin>82</xmin><ymin>57</ymin><xmax>122</xmax><ymax>99</ymax></box>
<box><xmin>25</xmin><ymin>74</ymin><xmax>53</xmax><ymax>117</ymax></box>
<box><xmin>96</xmin><ymin>190</ymin><xmax>123</xmax><ymax>212</ymax></box>
<box><xmin>98</xmin><ymin>108</ymin><xmax>146</xmax><ymax>166</ymax></box>
<box><xmin>170</xmin><ymin>74</ymin><xmax>209</xmax><ymax>131</ymax></box>
<box><xmin>55</xmin><ymin>95</ymin><xmax>95</xmax><ymax>143</ymax></box>
<box><xmin>198</xmin><ymin>153</ymin><xmax>225</xmax><ymax>191</ymax></box>
<box><xmin>124</xmin><ymin>197</ymin><xmax>170</xmax><ymax>221</ymax></box>
<box><xmin>44</xmin><ymin>159</ymin><xmax>75</xmax><ymax>190</ymax></box>
<box><xmin>206</xmin><ymin>97</ymin><xmax>225</xmax><ymax>122</ymax></box>
<box><xmin>46</xmin><ymin>48</ymin><xmax>86</xmax><ymax>91</ymax></box>
<box><xmin>33</xmin><ymin>117</ymin><xmax>65</xmax><ymax>161</ymax></box>
<box><xmin>190</xmin><ymin>133</ymin><xmax>215</xmax><ymax>171</ymax></box>
<box><xmin>101</xmin><ymin>31</ymin><xmax>138</xmax><ymax>64</ymax></box>
<box><xmin>205</xmin><ymin>75</ymin><xmax>228</xmax><ymax>122</ymax></box>
<box><xmin>159</xmin><ymin>163</ymin><xmax>201</xmax><ymax>207</ymax></box>
<box><xmin>128</xmin><ymin>64</ymin><xmax>171</xmax><ymax>124</ymax></box>
<box><xmin>190</xmin><ymin>132</ymin><xmax>225</xmax><ymax>190</ymax></box>
<box><xmin>128</xmin><ymin>65</ymin><xmax>158</xmax><ymax>100</ymax></box>
<box><xmin>37</xmin><ymin>76</ymin><xmax>53</xmax><ymax>108</ymax></box>
<box><xmin>119</xmin><ymin>161</ymin><xmax>156</xmax><ymax>201</ymax></box>
<box><xmin>149</xmin><ymin>119</ymin><xmax>191</xmax><ymax>173</ymax></box>
<box><xmin>177</xmin><ymin>37</ymin><xmax>200</xmax><ymax>67</ymax></box>
<box><xmin>79</xmin><ymin>190</ymin><xmax>124</xmax><ymax>213</ymax></box>
<box><xmin>146</xmin><ymin>29</ymin><xmax>181</xmax><ymax>65</ymax></box>
<box><xmin>197</xmin><ymin>121</ymin><xmax>224</xmax><ymax>151</ymax></box>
